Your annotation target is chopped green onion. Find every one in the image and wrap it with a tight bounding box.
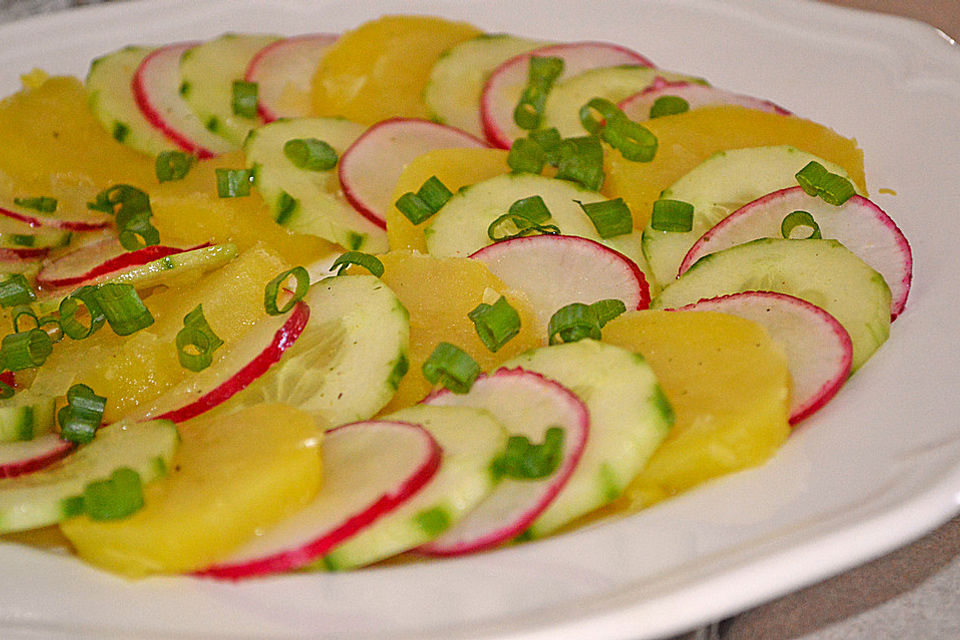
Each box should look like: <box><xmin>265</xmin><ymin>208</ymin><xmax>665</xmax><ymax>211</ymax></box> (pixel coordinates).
<box><xmin>487</xmin><ymin>212</ymin><xmax>560</xmax><ymax>242</ymax></box>
<box><xmin>513</xmin><ymin>56</ymin><xmax>564</xmax><ymax>130</ymax></box>
<box><xmin>529</xmin><ymin>127</ymin><xmax>563</xmax><ymax>164</ymax></box>
<box><xmin>118</xmin><ymin>211</ymin><xmax>161</xmax><ymax>251</ymax></box>
<box><xmin>603</xmin><ymin>114</ymin><xmax>658</xmax><ymax>162</ymax></box>
<box><xmin>507</xmin><ymin>136</ymin><xmax>546</xmax><ymax>174</ymax></box>
<box><xmin>88</xmin><ymin>185</ymin><xmax>159</xmax><ymax>251</ymax></box>
<box><xmin>491</xmin><ymin>427</ymin><xmax>565</xmax><ymax>480</ymax></box>
<box><xmin>330</xmin><ymin>251</ymin><xmax>385</xmax><ymax>277</ymax></box>
<box><xmin>83</xmin><ymin>467</ymin><xmax>144</xmax><ymax>521</ymax></box>
<box><xmin>283</xmin><ymin>138</ymin><xmax>338</xmax><ymax>172</ymax></box>
<box><xmin>578</xmin><ymin>97</ymin><xmax>621</xmax><ymax>136</ymax></box>
<box><xmin>0</xmin><ymin>328</ymin><xmax>52</xmax><ymax>371</ymax></box>
<box><xmin>649</xmin><ymin>95</ymin><xmax>690</xmax><ymax>119</ymax></box>
<box><xmin>59</xmin><ymin>286</ymin><xmax>106</xmax><ymax>340</ymax></box>
<box><xmin>91</xmin><ymin>283</ymin><xmax>154</xmax><ymax>336</ymax></box>
<box><xmin>579</xmin><ymin>97</ymin><xmax>657</xmax><ymax>162</ymax></box>
<box><xmin>508</xmin><ymin>195</ymin><xmax>551</xmax><ymax>224</ymax></box>
<box><xmin>591</xmin><ymin>298</ymin><xmax>627</xmax><ymax>327</ymax></box>
<box><xmin>11</xmin><ymin>305</ymin><xmax>37</xmax><ymax>333</ymax></box>
<box><xmin>576</xmin><ymin>198</ymin><xmax>632</xmax><ymax>238</ymax></box>
<box><xmin>468</xmin><ymin>296</ymin><xmax>521</xmax><ymax>352</ymax></box>
<box><xmin>395</xmin><ymin>176</ymin><xmax>453</xmax><ymax>225</ymax></box>
<box><xmin>264</xmin><ymin>266</ymin><xmax>310</xmax><ymax>315</ymax></box>
<box><xmin>87</xmin><ymin>184</ymin><xmax>150</xmax><ymax>216</ymax></box>
<box><xmin>231</xmin><ymin>80</ymin><xmax>259</xmax><ymax>119</ymax></box>
<box><xmin>650</xmin><ymin>198</ymin><xmax>694</xmax><ymax>232</ymax></box>
<box><xmin>38</xmin><ymin>314</ymin><xmax>64</xmax><ymax>343</ymax></box>
<box><xmin>547</xmin><ymin>299</ymin><xmax>626</xmax><ymax>344</ymax></box>
<box><xmin>13</xmin><ymin>196</ymin><xmax>57</xmax><ymax>213</ymax></box>
<box><xmin>417</xmin><ymin>176</ymin><xmax>454</xmax><ymax>212</ymax></box>
<box><xmin>176</xmin><ymin>304</ymin><xmax>223</xmax><ymax>372</ymax></box>
<box><xmin>555</xmin><ymin>136</ymin><xmax>604</xmax><ymax>191</ymax></box>
<box><xmin>155</xmin><ymin>151</ymin><xmax>195</xmax><ymax>183</ymax></box>
<box><xmin>795</xmin><ymin>161</ymin><xmax>856</xmax><ymax>206</ymax></box>
<box><xmin>421</xmin><ymin>342</ymin><xmax>481</xmax><ymax>394</ymax></box>
<box><xmin>276</xmin><ymin>191</ymin><xmax>298</xmax><ymax>224</ymax></box>
<box><xmin>58</xmin><ymin>383</ymin><xmax>106</xmax><ymax>444</ymax></box>
<box><xmin>0</xmin><ymin>274</ymin><xmax>36</xmax><ymax>308</ymax></box>
<box><xmin>0</xmin><ymin>381</ymin><xmax>14</xmax><ymax>399</ymax></box>
<box><xmin>781</xmin><ymin>210</ymin><xmax>823</xmax><ymax>239</ymax></box>
<box><xmin>216</xmin><ymin>169</ymin><xmax>254</xmax><ymax>198</ymax></box>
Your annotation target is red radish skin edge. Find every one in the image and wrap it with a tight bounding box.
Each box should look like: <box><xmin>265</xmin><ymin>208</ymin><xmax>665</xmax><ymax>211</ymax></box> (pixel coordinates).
<box><xmin>154</xmin><ymin>301</ymin><xmax>310</xmax><ymax>424</ymax></box>
<box><xmin>469</xmin><ymin>235</ymin><xmax>652</xmax><ymax>311</ymax></box>
<box><xmin>678</xmin><ymin>186</ymin><xmax>913</xmax><ymax>319</ymax></box>
<box><xmin>36</xmin><ymin>243</ymin><xmax>207</xmax><ymax>289</ymax></box>
<box><xmin>672</xmin><ymin>291</ymin><xmax>853</xmax><ymax>425</ymax></box>
<box><xmin>245</xmin><ymin>34</ymin><xmax>338</xmax><ymax>123</ymax></box>
<box><xmin>338</xmin><ymin>118</ymin><xmax>488</xmax><ymax>229</ymax></box>
<box><xmin>0</xmin><ymin>247</ymin><xmax>48</xmax><ymax>261</ymax></box>
<box><xmin>0</xmin><ymin>439</ymin><xmax>75</xmax><ymax>479</ymax></box>
<box><xmin>132</xmin><ymin>43</ymin><xmax>217</xmax><ymax>159</ymax></box>
<box><xmin>0</xmin><ymin>205</ymin><xmax>111</xmax><ymax>232</ymax></box>
<box><xmin>480</xmin><ymin>41</ymin><xmax>656</xmax><ymax>149</ymax></box>
<box><xmin>418</xmin><ymin>368</ymin><xmax>589</xmax><ymax>556</ymax></box>
<box><xmin>195</xmin><ymin>421</ymin><xmax>442</xmax><ymax>580</ymax></box>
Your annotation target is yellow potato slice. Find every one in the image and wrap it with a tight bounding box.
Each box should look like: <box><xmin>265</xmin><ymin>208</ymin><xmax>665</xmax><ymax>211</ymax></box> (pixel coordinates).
<box><xmin>60</xmin><ymin>403</ymin><xmax>322</xmax><ymax>577</ymax></box>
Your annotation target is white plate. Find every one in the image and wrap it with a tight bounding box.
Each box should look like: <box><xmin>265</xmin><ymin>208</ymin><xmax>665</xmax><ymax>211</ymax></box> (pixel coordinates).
<box><xmin>1</xmin><ymin>1</ymin><xmax>958</xmax><ymax>638</ymax></box>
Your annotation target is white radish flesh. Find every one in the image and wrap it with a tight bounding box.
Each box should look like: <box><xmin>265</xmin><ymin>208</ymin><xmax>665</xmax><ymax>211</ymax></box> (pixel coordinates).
<box><xmin>245</xmin><ymin>34</ymin><xmax>338</xmax><ymax>122</ymax></box>
<box><xmin>133</xmin><ymin>42</ymin><xmax>235</xmax><ymax>158</ymax></box>
<box><xmin>470</xmin><ymin>234</ymin><xmax>649</xmax><ymax>333</ymax></box>
<box><xmin>338</xmin><ymin>118</ymin><xmax>486</xmax><ymax>228</ymax></box>
<box><xmin>619</xmin><ymin>77</ymin><xmax>790</xmax><ymax>121</ymax></box>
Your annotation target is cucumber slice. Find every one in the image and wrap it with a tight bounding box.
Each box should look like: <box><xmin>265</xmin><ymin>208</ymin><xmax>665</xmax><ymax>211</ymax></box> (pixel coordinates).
<box><xmin>642</xmin><ymin>145</ymin><xmax>858</xmax><ymax>285</ymax></box>
<box><xmin>425</xmin><ymin>34</ymin><xmax>543</xmax><ymax>138</ymax></box>
<box><xmin>0</xmin><ymin>419</ymin><xmax>178</xmax><ymax>533</ymax></box>
<box><xmin>228</xmin><ymin>274</ymin><xmax>410</xmax><ymax>429</ymax></box>
<box><xmin>33</xmin><ymin>244</ymin><xmax>239</xmax><ymax>315</ymax></box>
<box><xmin>320</xmin><ymin>405</ymin><xmax>507</xmax><ymax>570</ymax></box>
<box><xmin>0</xmin><ymin>392</ymin><xmax>56</xmax><ymax>443</ymax></box>
<box><xmin>502</xmin><ymin>339</ymin><xmax>673</xmax><ymax>537</ymax></box>
<box><xmin>652</xmin><ymin>237</ymin><xmax>891</xmax><ymax>371</ymax></box>
<box><xmin>179</xmin><ymin>33</ymin><xmax>278</xmax><ymax>146</ymax></box>
<box><xmin>543</xmin><ymin>65</ymin><xmax>696</xmax><ymax>137</ymax></box>
<box><xmin>424</xmin><ymin>173</ymin><xmax>648</xmax><ymax>270</ymax></box>
<box><xmin>244</xmin><ymin>117</ymin><xmax>387</xmax><ymax>252</ymax></box>
<box><xmin>86</xmin><ymin>45</ymin><xmax>175</xmax><ymax>156</ymax></box>
<box><xmin>0</xmin><ymin>215</ymin><xmax>71</xmax><ymax>251</ymax></box>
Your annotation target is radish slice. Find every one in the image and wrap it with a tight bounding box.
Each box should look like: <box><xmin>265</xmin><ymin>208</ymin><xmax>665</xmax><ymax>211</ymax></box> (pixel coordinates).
<box><xmin>338</xmin><ymin>118</ymin><xmax>486</xmax><ymax>228</ymax></box>
<box><xmin>35</xmin><ymin>237</ymin><xmax>202</xmax><ymax>289</ymax></box>
<box><xmin>481</xmin><ymin>41</ymin><xmax>655</xmax><ymax>148</ymax></box>
<box><xmin>133</xmin><ymin>42</ymin><xmax>235</xmax><ymax>158</ymax></box>
<box><xmin>671</xmin><ymin>292</ymin><xmax>853</xmax><ymax>424</ymax></box>
<box><xmin>680</xmin><ymin>186</ymin><xmax>913</xmax><ymax>319</ymax></box>
<box><xmin>470</xmin><ymin>234</ymin><xmax>649</xmax><ymax>333</ymax></box>
<box><xmin>419</xmin><ymin>368</ymin><xmax>588</xmax><ymax>556</ymax></box>
<box><xmin>197</xmin><ymin>420</ymin><xmax>441</xmax><ymax>579</ymax></box>
<box><xmin>0</xmin><ymin>433</ymin><xmax>74</xmax><ymax>479</ymax></box>
<box><xmin>0</xmin><ymin>200</ymin><xmax>110</xmax><ymax>232</ymax></box>
<box><xmin>127</xmin><ymin>301</ymin><xmax>310</xmax><ymax>424</ymax></box>
<box><xmin>245</xmin><ymin>34</ymin><xmax>338</xmax><ymax>122</ymax></box>
<box><xmin>618</xmin><ymin>77</ymin><xmax>791</xmax><ymax>121</ymax></box>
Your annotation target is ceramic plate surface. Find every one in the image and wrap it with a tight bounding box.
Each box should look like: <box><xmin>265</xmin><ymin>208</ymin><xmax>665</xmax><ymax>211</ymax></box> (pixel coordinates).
<box><xmin>0</xmin><ymin>1</ymin><xmax>958</xmax><ymax>638</ymax></box>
